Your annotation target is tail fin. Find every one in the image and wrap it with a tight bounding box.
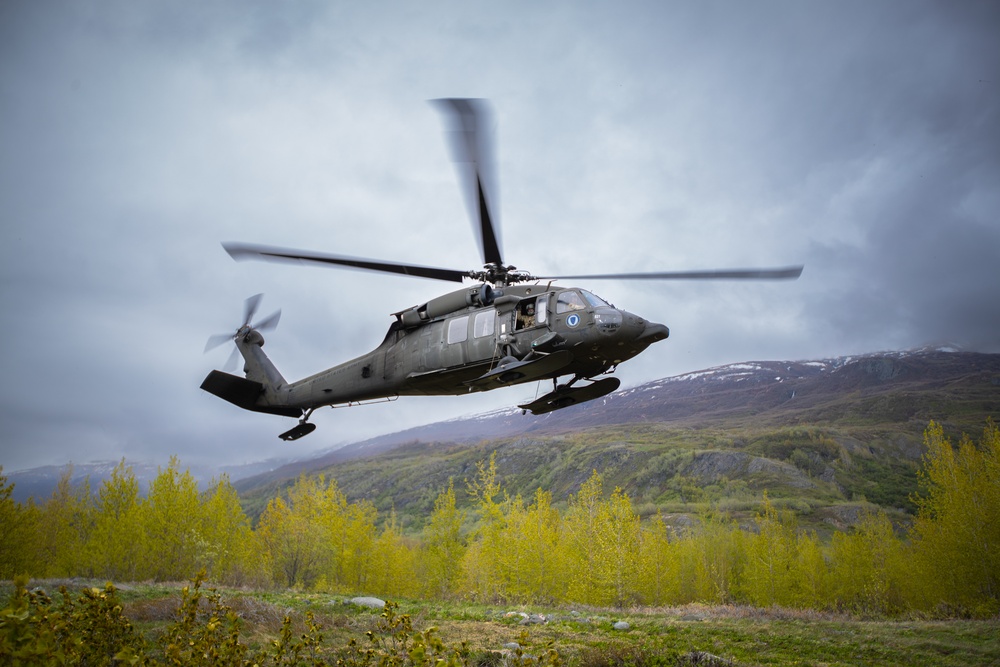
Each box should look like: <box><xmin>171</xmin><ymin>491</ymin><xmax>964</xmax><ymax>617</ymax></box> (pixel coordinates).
<box><xmin>200</xmin><ymin>370</ymin><xmax>301</xmax><ymax>418</ymax></box>
<box><xmin>236</xmin><ymin>331</ymin><xmax>288</xmax><ymax>393</ymax></box>
<box><xmin>200</xmin><ymin>328</ymin><xmax>301</xmax><ymax>418</ymax></box>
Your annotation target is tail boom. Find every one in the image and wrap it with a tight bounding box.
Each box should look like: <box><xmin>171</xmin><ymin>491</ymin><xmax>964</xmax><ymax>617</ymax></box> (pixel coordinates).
<box><xmin>199</xmin><ymin>370</ymin><xmax>302</xmax><ymax>418</ymax></box>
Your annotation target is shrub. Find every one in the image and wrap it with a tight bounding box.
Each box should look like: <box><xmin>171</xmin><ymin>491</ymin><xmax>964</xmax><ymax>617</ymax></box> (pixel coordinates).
<box><xmin>0</xmin><ymin>575</ymin><xmax>145</xmax><ymax>666</ymax></box>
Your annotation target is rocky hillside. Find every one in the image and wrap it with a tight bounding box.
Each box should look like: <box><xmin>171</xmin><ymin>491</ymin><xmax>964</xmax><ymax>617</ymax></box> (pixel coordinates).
<box><xmin>234</xmin><ymin>349</ymin><xmax>1000</xmax><ymax>532</ymax></box>
<box><xmin>10</xmin><ymin>349</ymin><xmax>996</xmax><ymax>517</ymax></box>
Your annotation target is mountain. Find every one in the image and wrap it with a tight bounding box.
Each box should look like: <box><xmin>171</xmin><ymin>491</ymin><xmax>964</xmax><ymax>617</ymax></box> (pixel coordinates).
<box><xmin>9</xmin><ymin>349</ymin><xmax>996</xmax><ymax>515</ymax></box>
<box><xmin>3</xmin><ymin>457</ymin><xmax>295</xmax><ymax>504</ymax></box>
<box><xmin>233</xmin><ymin>349</ymin><xmax>1000</xmax><ymax>530</ymax></box>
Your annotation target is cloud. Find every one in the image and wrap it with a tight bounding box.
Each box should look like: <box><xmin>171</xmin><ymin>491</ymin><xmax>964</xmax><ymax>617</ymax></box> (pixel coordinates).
<box><xmin>1</xmin><ymin>0</ymin><xmax>997</xmax><ymax>473</ymax></box>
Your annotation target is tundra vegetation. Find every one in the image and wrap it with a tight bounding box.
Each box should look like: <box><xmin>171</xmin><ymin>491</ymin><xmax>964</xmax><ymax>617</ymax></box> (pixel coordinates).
<box><xmin>1</xmin><ymin>420</ymin><xmax>998</xmax><ymax>665</ymax></box>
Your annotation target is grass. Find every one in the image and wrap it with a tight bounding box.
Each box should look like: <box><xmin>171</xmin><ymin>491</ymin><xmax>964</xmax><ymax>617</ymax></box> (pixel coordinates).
<box><xmin>6</xmin><ymin>579</ymin><xmax>997</xmax><ymax>666</ymax></box>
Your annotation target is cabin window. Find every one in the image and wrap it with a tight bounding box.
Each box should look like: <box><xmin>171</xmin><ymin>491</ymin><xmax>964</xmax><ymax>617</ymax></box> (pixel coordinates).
<box><xmin>447</xmin><ymin>316</ymin><xmax>469</xmax><ymax>344</ymax></box>
<box><xmin>474</xmin><ymin>309</ymin><xmax>495</xmax><ymax>338</ymax></box>
<box><xmin>555</xmin><ymin>290</ymin><xmax>586</xmax><ymax>313</ymax></box>
<box><xmin>516</xmin><ymin>300</ymin><xmax>537</xmax><ymax>330</ymax></box>
<box><xmin>535</xmin><ymin>294</ymin><xmax>549</xmax><ymax>325</ymax></box>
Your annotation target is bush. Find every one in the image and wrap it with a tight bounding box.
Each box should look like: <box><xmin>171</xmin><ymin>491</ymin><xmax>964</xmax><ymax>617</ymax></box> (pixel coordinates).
<box><xmin>0</xmin><ymin>575</ymin><xmax>145</xmax><ymax>666</ymax></box>
<box><xmin>0</xmin><ymin>572</ymin><xmax>560</xmax><ymax>666</ymax></box>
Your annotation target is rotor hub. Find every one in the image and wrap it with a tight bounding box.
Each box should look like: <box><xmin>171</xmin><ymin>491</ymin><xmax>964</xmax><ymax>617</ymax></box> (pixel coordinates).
<box><xmin>470</xmin><ymin>263</ymin><xmax>536</xmax><ymax>287</ymax></box>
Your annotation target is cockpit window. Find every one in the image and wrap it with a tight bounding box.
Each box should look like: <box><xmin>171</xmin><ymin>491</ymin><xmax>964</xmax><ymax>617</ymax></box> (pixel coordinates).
<box><xmin>581</xmin><ymin>290</ymin><xmax>610</xmax><ymax>308</ymax></box>
<box><xmin>555</xmin><ymin>290</ymin><xmax>587</xmax><ymax>313</ymax></box>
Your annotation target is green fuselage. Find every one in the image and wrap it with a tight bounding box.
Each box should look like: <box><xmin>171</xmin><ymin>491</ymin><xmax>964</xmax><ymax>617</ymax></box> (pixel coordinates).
<box><xmin>263</xmin><ymin>284</ymin><xmax>668</xmax><ymax>411</ymax></box>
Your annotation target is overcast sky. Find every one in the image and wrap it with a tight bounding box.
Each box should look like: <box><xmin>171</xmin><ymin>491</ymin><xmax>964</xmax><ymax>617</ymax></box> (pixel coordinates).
<box><xmin>2</xmin><ymin>1</ymin><xmax>998</xmax><ymax>474</ymax></box>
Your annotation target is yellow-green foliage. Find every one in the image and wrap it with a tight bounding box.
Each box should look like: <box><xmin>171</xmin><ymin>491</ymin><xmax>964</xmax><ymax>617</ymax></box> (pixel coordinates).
<box><xmin>829</xmin><ymin>510</ymin><xmax>904</xmax><ymax>614</ymax></box>
<box><xmin>1</xmin><ymin>573</ymin><xmax>518</xmax><ymax>667</ymax></box>
<box><xmin>0</xmin><ymin>469</ymin><xmax>37</xmax><ymax>580</ymax></box>
<box><xmin>0</xmin><ymin>576</ymin><xmax>145</xmax><ymax>666</ymax></box>
<box><xmin>84</xmin><ymin>459</ymin><xmax>146</xmax><ymax>581</ymax></box>
<box><xmin>34</xmin><ymin>468</ymin><xmax>91</xmax><ymax>579</ymax></box>
<box><xmin>451</xmin><ymin>422</ymin><xmax>999</xmax><ymax>614</ymax></box>
<box><xmin>420</xmin><ymin>479</ymin><xmax>466</xmax><ymax>599</ymax></box>
<box><xmin>906</xmin><ymin>420</ymin><xmax>1000</xmax><ymax>615</ymax></box>
<box><xmin>254</xmin><ymin>474</ymin><xmax>420</xmax><ymax>597</ymax></box>
<box><xmin>2</xmin><ymin>420</ymin><xmax>998</xmax><ymax>617</ymax></box>
<box><xmin>457</xmin><ymin>453</ymin><xmax>507</xmax><ymax>601</ymax></box>
<box><xmin>564</xmin><ymin>473</ymin><xmax>642</xmax><ymax>606</ymax></box>
<box><xmin>679</xmin><ymin>513</ymin><xmax>745</xmax><ymax>604</ymax></box>
<box><xmin>635</xmin><ymin>513</ymin><xmax>680</xmax><ymax>604</ymax></box>
<box><xmin>740</xmin><ymin>494</ymin><xmax>830</xmax><ymax>609</ymax></box>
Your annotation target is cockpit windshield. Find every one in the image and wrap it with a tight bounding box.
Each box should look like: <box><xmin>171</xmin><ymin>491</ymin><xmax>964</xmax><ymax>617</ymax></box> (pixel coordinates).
<box><xmin>581</xmin><ymin>290</ymin><xmax>610</xmax><ymax>308</ymax></box>
<box><xmin>555</xmin><ymin>290</ymin><xmax>586</xmax><ymax>313</ymax></box>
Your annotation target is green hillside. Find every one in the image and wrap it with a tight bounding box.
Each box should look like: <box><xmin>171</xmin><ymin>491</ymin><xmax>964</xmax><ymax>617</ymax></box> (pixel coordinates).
<box><xmin>237</xmin><ymin>350</ymin><xmax>1000</xmax><ymax>535</ymax></box>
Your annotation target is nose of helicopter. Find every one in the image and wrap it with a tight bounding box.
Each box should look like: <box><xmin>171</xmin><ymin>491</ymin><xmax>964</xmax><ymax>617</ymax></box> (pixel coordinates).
<box><xmin>600</xmin><ymin>311</ymin><xmax>668</xmax><ymax>367</ymax></box>
<box><xmin>602</xmin><ymin>309</ymin><xmax>669</xmax><ymax>349</ymax></box>
<box><xmin>637</xmin><ymin>319</ymin><xmax>669</xmax><ymax>343</ymax></box>
<box><xmin>612</xmin><ymin>310</ymin><xmax>669</xmax><ymax>343</ymax></box>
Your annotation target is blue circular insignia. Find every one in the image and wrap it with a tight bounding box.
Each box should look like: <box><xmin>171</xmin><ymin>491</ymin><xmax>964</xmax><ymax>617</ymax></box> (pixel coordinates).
<box><xmin>567</xmin><ymin>314</ymin><xmax>581</xmax><ymax>327</ymax></box>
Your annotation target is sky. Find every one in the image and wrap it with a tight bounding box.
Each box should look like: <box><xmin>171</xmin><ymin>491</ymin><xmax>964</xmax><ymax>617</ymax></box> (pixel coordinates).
<box><xmin>2</xmin><ymin>1</ymin><xmax>998</xmax><ymax>474</ymax></box>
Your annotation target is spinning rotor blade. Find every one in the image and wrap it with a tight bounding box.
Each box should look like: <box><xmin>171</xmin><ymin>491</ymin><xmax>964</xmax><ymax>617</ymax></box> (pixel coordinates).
<box><xmin>204</xmin><ymin>293</ymin><xmax>281</xmax><ymax>355</ymax></box>
<box><xmin>253</xmin><ymin>309</ymin><xmax>281</xmax><ymax>332</ymax></box>
<box><xmin>224</xmin><ymin>242</ymin><xmax>469</xmax><ymax>283</ymax></box>
<box><xmin>242</xmin><ymin>293</ymin><xmax>263</xmax><ymax>327</ymax></box>
<box><xmin>533</xmin><ymin>266</ymin><xmax>804</xmax><ymax>281</ymax></box>
<box><xmin>204</xmin><ymin>333</ymin><xmax>235</xmax><ymax>353</ymax></box>
<box><xmin>431</xmin><ymin>98</ymin><xmax>503</xmax><ymax>267</ymax></box>
<box><xmin>224</xmin><ymin>346</ymin><xmax>241</xmax><ymax>372</ymax></box>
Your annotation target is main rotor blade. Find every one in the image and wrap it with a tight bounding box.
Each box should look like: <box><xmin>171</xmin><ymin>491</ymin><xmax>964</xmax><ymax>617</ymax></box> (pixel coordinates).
<box><xmin>223</xmin><ymin>242</ymin><xmax>469</xmax><ymax>283</ymax></box>
<box><xmin>431</xmin><ymin>98</ymin><xmax>504</xmax><ymax>267</ymax></box>
<box><xmin>534</xmin><ymin>266</ymin><xmax>804</xmax><ymax>281</ymax></box>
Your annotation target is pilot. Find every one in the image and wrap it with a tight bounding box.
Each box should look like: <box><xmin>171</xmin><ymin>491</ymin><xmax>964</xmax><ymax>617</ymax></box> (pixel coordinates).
<box><xmin>518</xmin><ymin>303</ymin><xmax>535</xmax><ymax>329</ymax></box>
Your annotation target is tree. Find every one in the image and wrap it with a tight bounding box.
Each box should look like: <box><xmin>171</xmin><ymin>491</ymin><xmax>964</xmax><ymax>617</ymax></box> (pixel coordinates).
<box><xmin>907</xmin><ymin>420</ymin><xmax>1000</xmax><ymax>615</ymax></box>
<box><xmin>420</xmin><ymin>479</ymin><xmax>466</xmax><ymax>598</ymax></box>
<box><xmin>197</xmin><ymin>474</ymin><xmax>262</xmax><ymax>585</ymax></box>
<box><xmin>516</xmin><ymin>488</ymin><xmax>565</xmax><ymax>603</ymax></box>
<box><xmin>85</xmin><ymin>460</ymin><xmax>145</xmax><ymax>580</ymax></box>
<box><xmin>741</xmin><ymin>494</ymin><xmax>798</xmax><ymax>607</ymax></box>
<box><xmin>257</xmin><ymin>475</ymin><xmax>328</xmax><ymax>588</ymax></box>
<box><xmin>332</xmin><ymin>494</ymin><xmax>378</xmax><ymax>592</ymax></box>
<box><xmin>793</xmin><ymin>530</ymin><xmax>830</xmax><ymax>609</ymax></box>
<box><xmin>0</xmin><ymin>468</ymin><xmax>38</xmax><ymax>578</ymax></box>
<box><xmin>490</xmin><ymin>490</ymin><xmax>564</xmax><ymax>604</ymax></box>
<box><xmin>459</xmin><ymin>453</ymin><xmax>509</xmax><ymax>602</ymax></box>
<box><xmin>256</xmin><ymin>473</ymin><xmax>382</xmax><ymax>591</ymax></box>
<box><xmin>636</xmin><ymin>513</ymin><xmax>682</xmax><ymax>605</ymax></box>
<box><xmin>829</xmin><ymin>509</ymin><xmax>903</xmax><ymax>614</ymax></box>
<box><xmin>35</xmin><ymin>466</ymin><xmax>93</xmax><ymax>577</ymax></box>
<box><xmin>595</xmin><ymin>486</ymin><xmax>640</xmax><ymax>607</ymax></box>
<box><xmin>563</xmin><ymin>470</ymin><xmax>610</xmax><ymax>604</ymax></box>
<box><xmin>369</xmin><ymin>508</ymin><xmax>418</xmax><ymax>599</ymax></box>
<box><xmin>679</xmin><ymin>513</ymin><xmax>745</xmax><ymax>604</ymax></box>
<box><xmin>140</xmin><ymin>456</ymin><xmax>203</xmax><ymax>580</ymax></box>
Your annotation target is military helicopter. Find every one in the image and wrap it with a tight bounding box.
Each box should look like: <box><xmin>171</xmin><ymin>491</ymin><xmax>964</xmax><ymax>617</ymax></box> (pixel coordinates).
<box><xmin>201</xmin><ymin>99</ymin><xmax>802</xmax><ymax>441</ymax></box>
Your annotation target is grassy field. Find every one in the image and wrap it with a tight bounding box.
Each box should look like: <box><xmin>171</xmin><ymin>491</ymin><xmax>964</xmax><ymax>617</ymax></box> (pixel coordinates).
<box><xmin>6</xmin><ymin>579</ymin><xmax>998</xmax><ymax>666</ymax></box>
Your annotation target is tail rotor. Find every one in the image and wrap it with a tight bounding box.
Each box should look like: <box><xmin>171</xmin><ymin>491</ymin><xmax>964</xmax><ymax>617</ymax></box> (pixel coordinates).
<box><xmin>204</xmin><ymin>293</ymin><xmax>282</xmax><ymax>370</ymax></box>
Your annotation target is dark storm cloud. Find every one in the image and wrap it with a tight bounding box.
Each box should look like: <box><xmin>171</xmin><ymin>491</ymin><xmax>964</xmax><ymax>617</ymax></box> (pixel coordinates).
<box><xmin>790</xmin><ymin>3</ymin><xmax>1000</xmax><ymax>353</ymax></box>
<box><xmin>1</xmin><ymin>0</ymin><xmax>998</xmax><ymax>474</ymax></box>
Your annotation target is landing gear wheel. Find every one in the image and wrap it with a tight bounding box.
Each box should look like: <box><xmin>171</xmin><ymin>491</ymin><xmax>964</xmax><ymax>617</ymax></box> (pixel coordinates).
<box><xmin>279</xmin><ymin>422</ymin><xmax>316</xmax><ymax>441</ymax></box>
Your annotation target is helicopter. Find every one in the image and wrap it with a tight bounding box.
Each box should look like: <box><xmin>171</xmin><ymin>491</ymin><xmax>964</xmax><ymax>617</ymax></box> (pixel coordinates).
<box><xmin>201</xmin><ymin>99</ymin><xmax>802</xmax><ymax>441</ymax></box>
